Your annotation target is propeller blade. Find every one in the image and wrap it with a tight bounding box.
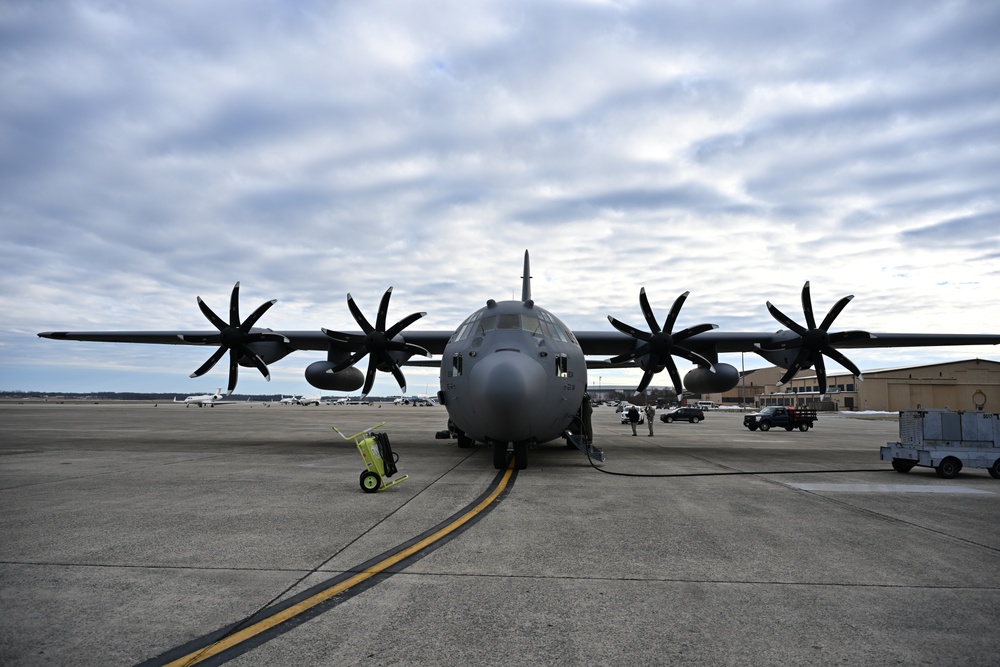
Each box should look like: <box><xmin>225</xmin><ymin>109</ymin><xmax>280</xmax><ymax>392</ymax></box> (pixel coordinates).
<box><xmin>361</xmin><ymin>357</ymin><xmax>378</xmax><ymax>397</ymax></box>
<box><xmin>822</xmin><ymin>346</ymin><xmax>863</xmax><ymax>379</ymax></box>
<box><xmin>241</xmin><ymin>299</ymin><xmax>278</xmax><ymax>332</ymax></box>
<box><xmin>197</xmin><ymin>296</ymin><xmax>228</xmax><ymax>331</ymax></box>
<box><xmin>321</xmin><ymin>329</ymin><xmax>365</xmax><ymax>344</ymax></box>
<box><xmin>671</xmin><ymin>347</ymin><xmax>714</xmax><ymax>369</ymax></box>
<box><xmin>226</xmin><ymin>349</ymin><xmax>238</xmax><ymax>394</ymax></box>
<box><xmin>190</xmin><ymin>345</ymin><xmax>228</xmax><ymax>378</ymax></box>
<box><xmin>671</xmin><ymin>322</ymin><xmax>718</xmax><ymax>343</ymax></box>
<box><xmin>385</xmin><ymin>311</ymin><xmax>426</xmax><ymax>339</ymax></box>
<box><xmin>638</xmin><ymin>288</ymin><xmax>661</xmax><ymax>334</ymax></box>
<box><xmin>813</xmin><ymin>354</ymin><xmax>827</xmax><ymax>394</ymax></box>
<box><xmin>662</xmin><ymin>291</ymin><xmax>689</xmax><ymax>334</ymax></box>
<box><xmin>331</xmin><ymin>348</ymin><xmax>370</xmax><ymax>373</ymax></box>
<box><xmin>766</xmin><ymin>302</ymin><xmax>808</xmax><ymax>336</ymax></box>
<box><xmin>801</xmin><ymin>281</ymin><xmax>817</xmax><ymax>331</ymax></box>
<box><xmin>607</xmin><ymin>316</ymin><xmax>652</xmax><ymax>341</ymax></box>
<box><xmin>376</xmin><ymin>287</ymin><xmax>393</xmax><ymax>331</ymax></box>
<box><xmin>229</xmin><ymin>282</ymin><xmax>241</xmax><ymax>328</ymax></box>
<box><xmin>346</xmin><ymin>294</ymin><xmax>374</xmax><ymax>334</ymax></box>
<box><xmin>389</xmin><ymin>363</ymin><xmax>407</xmax><ymax>392</ymax></box>
<box><xmin>818</xmin><ymin>294</ymin><xmax>854</xmax><ymax>332</ymax></box>
<box><xmin>634</xmin><ymin>369</ymin><xmax>655</xmax><ymax>395</ymax></box>
<box><xmin>664</xmin><ymin>357</ymin><xmax>683</xmax><ymax>395</ymax></box>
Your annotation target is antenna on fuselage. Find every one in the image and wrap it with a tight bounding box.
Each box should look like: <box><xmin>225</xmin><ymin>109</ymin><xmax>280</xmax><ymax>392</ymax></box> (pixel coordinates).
<box><xmin>521</xmin><ymin>250</ymin><xmax>531</xmax><ymax>303</ymax></box>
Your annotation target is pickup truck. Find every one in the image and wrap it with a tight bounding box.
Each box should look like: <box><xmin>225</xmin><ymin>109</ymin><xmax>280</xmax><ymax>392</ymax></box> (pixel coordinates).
<box><xmin>743</xmin><ymin>406</ymin><xmax>817</xmax><ymax>431</ymax></box>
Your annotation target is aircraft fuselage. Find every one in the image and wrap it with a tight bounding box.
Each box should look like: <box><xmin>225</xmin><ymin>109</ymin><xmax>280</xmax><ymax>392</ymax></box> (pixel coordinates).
<box><xmin>439</xmin><ymin>298</ymin><xmax>586</xmax><ymax>460</ymax></box>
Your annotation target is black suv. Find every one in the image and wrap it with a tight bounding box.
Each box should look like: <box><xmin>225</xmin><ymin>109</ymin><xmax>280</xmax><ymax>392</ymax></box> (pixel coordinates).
<box><xmin>659</xmin><ymin>407</ymin><xmax>705</xmax><ymax>423</ymax></box>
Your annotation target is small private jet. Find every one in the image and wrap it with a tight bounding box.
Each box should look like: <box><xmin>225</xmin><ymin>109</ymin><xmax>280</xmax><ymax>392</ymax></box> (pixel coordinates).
<box><xmin>41</xmin><ymin>251</ymin><xmax>1000</xmax><ymax>468</ymax></box>
<box><xmin>173</xmin><ymin>388</ymin><xmax>244</xmax><ymax>407</ymax></box>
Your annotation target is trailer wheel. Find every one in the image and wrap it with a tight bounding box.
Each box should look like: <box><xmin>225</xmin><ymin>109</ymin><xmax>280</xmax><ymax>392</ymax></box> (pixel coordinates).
<box><xmin>935</xmin><ymin>457</ymin><xmax>962</xmax><ymax>479</ymax></box>
<box><xmin>360</xmin><ymin>471</ymin><xmax>381</xmax><ymax>493</ymax></box>
<box><xmin>759</xmin><ymin>421</ymin><xmax>771</xmax><ymax>431</ymax></box>
<box><xmin>799</xmin><ymin>424</ymin><xmax>810</xmax><ymax>432</ymax></box>
<box><xmin>988</xmin><ymin>459</ymin><xmax>1000</xmax><ymax>480</ymax></box>
<box><xmin>891</xmin><ymin>459</ymin><xmax>915</xmax><ymax>473</ymax></box>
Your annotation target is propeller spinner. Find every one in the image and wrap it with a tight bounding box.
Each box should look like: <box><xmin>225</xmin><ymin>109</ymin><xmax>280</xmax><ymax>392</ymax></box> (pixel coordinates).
<box><xmin>608</xmin><ymin>289</ymin><xmax>718</xmax><ymax>395</ymax></box>
<box><xmin>322</xmin><ymin>287</ymin><xmax>430</xmax><ymax>397</ymax></box>
<box><xmin>181</xmin><ymin>282</ymin><xmax>288</xmax><ymax>394</ymax></box>
<box><xmin>759</xmin><ymin>281</ymin><xmax>873</xmax><ymax>394</ymax></box>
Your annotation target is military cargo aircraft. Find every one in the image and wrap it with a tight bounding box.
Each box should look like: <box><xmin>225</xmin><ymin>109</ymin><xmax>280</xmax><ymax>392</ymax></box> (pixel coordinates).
<box><xmin>39</xmin><ymin>251</ymin><xmax>1000</xmax><ymax>469</ymax></box>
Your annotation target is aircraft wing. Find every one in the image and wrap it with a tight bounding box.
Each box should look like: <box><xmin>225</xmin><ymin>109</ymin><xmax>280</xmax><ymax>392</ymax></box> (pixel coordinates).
<box><xmin>575</xmin><ymin>330</ymin><xmax>1000</xmax><ymax>364</ymax></box>
<box><xmin>38</xmin><ymin>330</ymin><xmax>455</xmax><ymax>354</ymax></box>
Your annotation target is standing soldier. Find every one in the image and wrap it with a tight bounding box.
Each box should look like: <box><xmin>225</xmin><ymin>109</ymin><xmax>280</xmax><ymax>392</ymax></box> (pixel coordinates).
<box><xmin>627</xmin><ymin>404</ymin><xmax>640</xmax><ymax>436</ymax></box>
<box><xmin>581</xmin><ymin>393</ymin><xmax>594</xmax><ymax>444</ymax></box>
<box><xmin>645</xmin><ymin>404</ymin><xmax>655</xmax><ymax>436</ymax></box>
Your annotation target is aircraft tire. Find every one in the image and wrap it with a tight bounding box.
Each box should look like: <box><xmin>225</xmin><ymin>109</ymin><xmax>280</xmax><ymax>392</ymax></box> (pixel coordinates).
<box><xmin>360</xmin><ymin>471</ymin><xmax>381</xmax><ymax>493</ymax></box>
<box><xmin>492</xmin><ymin>442</ymin><xmax>507</xmax><ymax>470</ymax></box>
<box><xmin>514</xmin><ymin>441</ymin><xmax>528</xmax><ymax>470</ymax></box>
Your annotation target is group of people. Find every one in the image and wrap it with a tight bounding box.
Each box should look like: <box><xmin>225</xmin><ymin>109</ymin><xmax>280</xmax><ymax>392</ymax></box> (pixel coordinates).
<box><xmin>579</xmin><ymin>394</ymin><xmax>657</xmax><ymax>446</ymax></box>
<box><xmin>625</xmin><ymin>403</ymin><xmax>655</xmax><ymax>436</ymax></box>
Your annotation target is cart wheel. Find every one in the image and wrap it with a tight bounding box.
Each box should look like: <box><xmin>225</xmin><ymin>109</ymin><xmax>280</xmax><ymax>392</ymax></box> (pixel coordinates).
<box><xmin>988</xmin><ymin>458</ymin><xmax>1000</xmax><ymax>480</ymax></box>
<box><xmin>891</xmin><ymin>459</ymin><xmax>915</xmax><ymax>473</ymax></box>
<box><xmin>935</xmin><ymin>457</ymin><xmax>962</xmax><ymax>479</ymax></box>
<box><xmin>360</xmin><ymin>471</ymin><xmax>381</xmax><ymax>493</ymax></box>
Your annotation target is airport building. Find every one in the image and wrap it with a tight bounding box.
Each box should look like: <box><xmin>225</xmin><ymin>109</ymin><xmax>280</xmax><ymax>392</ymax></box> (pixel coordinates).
<box><xmin>706</xmin><ymin>358</ymin><xmax>1000</xmax><ymax>412</ymax></box>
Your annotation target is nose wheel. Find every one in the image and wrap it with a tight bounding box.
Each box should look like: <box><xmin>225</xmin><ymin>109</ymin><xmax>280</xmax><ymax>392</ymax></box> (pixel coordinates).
<box><xmin>492</xmin><ymin>440</ymin><xmax>529</xmax><ymax>469</ymax></box>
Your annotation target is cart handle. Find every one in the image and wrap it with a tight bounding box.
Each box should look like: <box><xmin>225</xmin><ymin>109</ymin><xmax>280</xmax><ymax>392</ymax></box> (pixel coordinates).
<box><xmin>332</xmin><ymin>422</ymin><xmax>386</xmax><ymax>441</ymax></box>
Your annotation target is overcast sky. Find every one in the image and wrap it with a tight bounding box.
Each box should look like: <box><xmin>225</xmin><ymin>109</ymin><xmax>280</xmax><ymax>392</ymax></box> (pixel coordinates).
<box><xmin>2</xmin><ymin>0</ymin><xmax>999</xmax><ymax>397</ymax></box>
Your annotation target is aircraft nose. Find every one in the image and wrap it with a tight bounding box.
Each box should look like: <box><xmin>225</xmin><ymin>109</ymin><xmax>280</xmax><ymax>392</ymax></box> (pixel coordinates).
<box><xmin>469</xmin><ymin>351</ymin><xmax>547</xmax><ymax>441</ymax></box>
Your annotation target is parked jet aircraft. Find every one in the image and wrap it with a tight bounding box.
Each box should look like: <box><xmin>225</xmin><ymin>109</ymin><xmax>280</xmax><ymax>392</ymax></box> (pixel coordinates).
<box><xmin>40</xmin><ymin>251</ymin><xmax>1000</xmax><ymax>469</ymax></box>
<box><xmin>296</xmin><ymin>393</ymin><xmax>324</xmax><ymax>406</ymax></box>
<box><xmin>173</xmin><ymin>388</ymin><xmax>245</xmax><ymax>407</ymax></box>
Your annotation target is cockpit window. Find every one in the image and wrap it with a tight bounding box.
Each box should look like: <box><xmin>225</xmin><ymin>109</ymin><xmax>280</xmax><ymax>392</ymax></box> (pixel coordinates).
<box><xmin>522</xmin><ymin>314</ymin><xmax>541</xmax><ymax>336</ymax></box>
<box><xmin>478</xmin><ymin>315</ymin><xmax>497</xmax><ymax>333</ymax></box>
<box><xmin>497</xmin><ymin>314</ymin><xmax>520</xmax><ymax>329</ymax></box>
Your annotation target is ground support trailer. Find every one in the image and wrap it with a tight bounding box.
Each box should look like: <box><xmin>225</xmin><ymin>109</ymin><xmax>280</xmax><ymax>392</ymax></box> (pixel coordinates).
<box><xmin>880</xmin><ymin>409</ymin><xmax>1000</xmax><ymax>479</ymax></box>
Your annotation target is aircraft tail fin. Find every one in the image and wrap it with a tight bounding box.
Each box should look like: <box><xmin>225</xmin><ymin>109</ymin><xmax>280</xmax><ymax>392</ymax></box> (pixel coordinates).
<box><xmin>521</xmin><ymin>250</ymin><xmax>531</xmax><ymax>303</ymax></box>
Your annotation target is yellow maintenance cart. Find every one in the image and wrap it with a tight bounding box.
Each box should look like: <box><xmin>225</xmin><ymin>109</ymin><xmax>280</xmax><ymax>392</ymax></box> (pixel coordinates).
<box><xmin>332</xmin><ymin>422</ymin><xmax>408</xmax><ymax>493</ymax></box>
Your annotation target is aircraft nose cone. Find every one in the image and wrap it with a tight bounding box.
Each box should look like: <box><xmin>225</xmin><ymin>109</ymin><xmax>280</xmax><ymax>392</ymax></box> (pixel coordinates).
<box><xmin>469</xmin><ymin>351</ymin><xmax>547</xmax><ymax>441</ymax></box>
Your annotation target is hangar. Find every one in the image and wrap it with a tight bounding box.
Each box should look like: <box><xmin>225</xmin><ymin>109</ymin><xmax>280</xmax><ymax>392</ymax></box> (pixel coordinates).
<box><xmin>708</xmin><ymin>358</ymin><xmax>1000</xmax><ymax>412</ymax></box>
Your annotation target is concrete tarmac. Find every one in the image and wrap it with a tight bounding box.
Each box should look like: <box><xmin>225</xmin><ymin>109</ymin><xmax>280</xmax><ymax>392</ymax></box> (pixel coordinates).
<box><xmin>1</xmin><ymin>402</ymin><xmax>998</xmax><ymax>666</ymax></box>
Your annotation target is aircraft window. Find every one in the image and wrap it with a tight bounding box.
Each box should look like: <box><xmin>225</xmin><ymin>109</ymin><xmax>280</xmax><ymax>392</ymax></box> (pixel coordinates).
<box><xmin>450</xmin><ymin>323</ymin><xmax>470</xmax><ymax>343</ymax></box>
<box><xmin>452</xmin><ymin>354</ymin><xmax>463</xmax><ymax>377</ymax></box>
<box><xmin>478</xmin><ymin>315</ymin><xmax>497</xmax><ymax>333</ymax></box>
<box><xmin>556</xmin><ymin>354</ymin><xmax>568</xmax><ymax>377</ymax></box>
<box><xmin>497</xmin><ymin>314</ymin><xmax>520</xmax><ymax>329</ymax></box>
<box><xmin>521</xmin><ymin>315</ymin><xmax>541</xmax><ymax>336</ymax></box>
<box><xmin>546</xmin><ymin>321</ymin><xmax>568</xmax><ymax>342</ymax></box>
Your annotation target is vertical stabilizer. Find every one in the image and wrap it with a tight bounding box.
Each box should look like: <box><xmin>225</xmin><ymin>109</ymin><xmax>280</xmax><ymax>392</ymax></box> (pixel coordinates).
<box><xmin>521</xmin><ymin>250</ymin><xmax>532</xmax><ymax>302</ymax></box>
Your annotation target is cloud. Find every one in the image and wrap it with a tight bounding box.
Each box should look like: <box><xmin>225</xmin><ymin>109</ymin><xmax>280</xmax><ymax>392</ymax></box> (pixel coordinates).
<box><xmin>2</xmin><ymin>0</ymin><xmax>999</xmax><ymax>395</ymax></box>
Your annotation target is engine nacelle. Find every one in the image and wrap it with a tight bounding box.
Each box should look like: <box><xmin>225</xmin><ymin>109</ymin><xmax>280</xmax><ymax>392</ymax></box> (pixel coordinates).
<box><xmin>305</xmin><ymin>361</ymin><xmax>365</xmax><ymax>391</ymax></box>
<box><xmin>683</xmin><ymin>363</ymin><xmax>740</xmax><ymax>394</ymax></box>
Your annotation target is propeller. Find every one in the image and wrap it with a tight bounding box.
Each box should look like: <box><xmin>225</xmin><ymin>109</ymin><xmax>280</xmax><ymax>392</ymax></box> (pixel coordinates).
<box><xmin>322</xmin><ymin>287</ymin><xmax>430</xmax><ymax>397</ymax></box>
<box><xmin>180</xmin><ymin>282</ymin><xmax>288</xmax><ymax>394</ymax></box>
<box><xmin>759</xmin><ymin>281</ymin><xmax>873</xmax><ymax>394</ymax></box>
<box><xmin>608</xmin><ymin>289</ymin><xmax>718</xmax><ymax>395</ymax></box>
